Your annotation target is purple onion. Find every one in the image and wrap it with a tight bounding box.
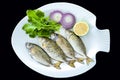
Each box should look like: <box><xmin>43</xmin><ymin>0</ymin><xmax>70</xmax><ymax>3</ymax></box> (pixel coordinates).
<box><xmin>60</xmin><ymin>13</ymin><xmax>76</xmax><ymax>29</ymax></box>
<box><xmin>49</xmin><ymin>10</ymin><xmax>63</xmax><ymax>23</ymax></box>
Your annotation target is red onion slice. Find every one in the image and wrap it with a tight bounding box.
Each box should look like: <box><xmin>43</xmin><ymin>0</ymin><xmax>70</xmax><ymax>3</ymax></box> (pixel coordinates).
<box><xmin>61</xmin><ymin>13</ymin><xmax>76</xmax><ymax>29</ymax></box>
<box><xmin>50</xmin><ymin>10</ymin><xmax>63</xmax><ymax>23</ymax></box>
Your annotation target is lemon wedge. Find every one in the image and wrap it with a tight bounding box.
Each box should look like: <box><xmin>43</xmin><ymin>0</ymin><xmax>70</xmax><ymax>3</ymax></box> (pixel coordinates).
<box><xmin>73</xmin><ymin>21</ymin><xmax>89</xmax><ymax>36</ymax></box>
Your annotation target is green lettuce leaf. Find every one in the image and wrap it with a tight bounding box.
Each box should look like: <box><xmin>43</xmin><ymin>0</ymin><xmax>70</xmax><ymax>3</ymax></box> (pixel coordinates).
<box><xmin>22</xmin><ymin>9</ymin><xmax>61</xmax><ymax>38</ymax></box>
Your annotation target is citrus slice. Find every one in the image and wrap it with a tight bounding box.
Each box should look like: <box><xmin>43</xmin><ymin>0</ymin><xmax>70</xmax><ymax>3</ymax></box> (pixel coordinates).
<box><xmin>73</xmin><ymin>21</ymin><xmax>89</xmax><ymax>36</ymax></box>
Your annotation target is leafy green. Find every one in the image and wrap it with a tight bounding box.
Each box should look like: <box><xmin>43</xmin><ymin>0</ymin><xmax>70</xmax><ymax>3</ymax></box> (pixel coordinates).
<box><xmin>22</xmin><ymin>9</ymin><xmax>61</xmax><ymax>38</ymax></box>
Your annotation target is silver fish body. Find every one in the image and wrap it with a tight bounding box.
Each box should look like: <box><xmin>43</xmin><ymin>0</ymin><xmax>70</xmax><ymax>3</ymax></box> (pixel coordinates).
<box><xmin>51</xmin><ymin>33</ymin><xmax>76</xmax><ymax>59</ymax></box>
<box><xmin>38</xmin><ymin>37</ymin><xmax>67</xmax><ymax>62</ymax></box>
<box><xmin>65</xmin><ymin>30</ymin><xmax>86</xmax><ymax>57</ymax></box>
<box><xmin>25</xmin><ymin>42</ymin><xmax>52</xmax><ymax>66</ymax></box>
<box><xmin>65</xmin><ymin>30</ymin><xmax>93</xmax><ymax>64</ymax></box>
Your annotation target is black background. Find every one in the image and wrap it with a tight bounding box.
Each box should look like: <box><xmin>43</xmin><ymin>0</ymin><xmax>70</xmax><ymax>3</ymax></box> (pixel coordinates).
<box><xmin>1</xmin><ymin>0</ymin><xmax>118</xmax><ymax>79</ymax></box>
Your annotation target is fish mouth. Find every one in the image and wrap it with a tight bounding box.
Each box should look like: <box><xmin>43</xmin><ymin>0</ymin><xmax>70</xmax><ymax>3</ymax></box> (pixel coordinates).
<box><xmin>50</xmin><ymin>33</ymin><xmax>58</xmax><ymax>41</ymax></box>
<box><xmin>25</xmin><ymin>42</ymin><xmax>29</xmax><ymax>48</ymax></box>
<box><xmin>65</xmin><ymin>30</ymin><xmax>73</xmax><ymax>39</ymax></box>
<box><xmin>25</xmin><ymin>42</ymin><xmax>33</xmax><ymax>49</ymax></box>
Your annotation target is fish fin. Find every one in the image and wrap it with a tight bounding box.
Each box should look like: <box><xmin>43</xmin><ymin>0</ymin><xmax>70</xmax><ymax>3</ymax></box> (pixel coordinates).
<box><xmin>86</xmin><ymin>57</ymin><xmax>94</xmax><ymax>65</ymax></box>
<box><xmin>77</xmin><ymin>58</ymin><xmax>85</xmax><ymax>64</ymax></box>
<box><xmin>53</xmin><ymin>61</ymin><xmax>62</xmax><ymax>69</ymax></box>
<box><xmin>68</xmin><ymin>60</ymin><xmax>76</xmax><ymax>68</ymax></box>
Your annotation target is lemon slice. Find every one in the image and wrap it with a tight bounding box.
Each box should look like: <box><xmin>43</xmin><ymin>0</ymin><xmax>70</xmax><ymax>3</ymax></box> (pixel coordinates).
<box><xmin>73</xmin><ymin>21</ymin><xmax>89</xmax><ymax>36</ymax></box>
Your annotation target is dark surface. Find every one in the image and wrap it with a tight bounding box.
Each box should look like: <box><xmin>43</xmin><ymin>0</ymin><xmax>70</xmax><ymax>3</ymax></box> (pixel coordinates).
<box><xmin>1</xmin><ymin>0</ymin><xmax>118</xmax><ymax>79</ymax></box>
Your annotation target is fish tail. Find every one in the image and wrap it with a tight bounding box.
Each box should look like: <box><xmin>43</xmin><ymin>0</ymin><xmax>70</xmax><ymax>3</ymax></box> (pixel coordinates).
<box><xmin>53</xmin><ymin>61</ymin><xmax>62</xmax><ymax>69</ymax></box>
<box><xmin>76</xmin><ymin>57</ymin><xmax>85</xmax><ymax>64</ymax></box>
<box><xmin>86</xmin><ymin>57</ymin><xmax>94</xmax><ymax>65</ymax></box>
<box><xmin>68</xmin><ymin>60</ymin><xmax>76</xmax><ymax>68</ymax></box>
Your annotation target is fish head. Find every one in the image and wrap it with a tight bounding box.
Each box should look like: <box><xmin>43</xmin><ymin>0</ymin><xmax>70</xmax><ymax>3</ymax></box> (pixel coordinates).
<box><xmin>25</xmin><ymin>42</ymin><xmax>33</xmax><ymax>49</ymax></box>
<box><xmin>50</xmin><ymin>33</ymin><xmax>58</xmax><ymax>41</ymax></box>
<box><xmin>65</xmin><ymin>30</ymin><xmax>73</xmax><ymax>38</ymax></box>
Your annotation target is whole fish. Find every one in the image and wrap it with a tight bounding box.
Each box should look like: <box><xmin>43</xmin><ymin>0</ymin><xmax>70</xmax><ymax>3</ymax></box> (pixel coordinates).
<box><xmin>38</xmin><ymin>37</ymin><xmax>75</xmax><ymax>67</ymax></box>
<box><xmin>25</xmin><ymin>42</ymin><xmax>61</xmax><ymax>69</ymax></box>
<box><xmin>51</xmin><ymin>33</ymin><xmax>84</xmax><ymax>63</ymax></box>
<box><xmin>65</xmin><ymin>30</ymin><xmax>93</xmax><ymax>65</ymax></box>
<box><xmin>25</xmin><ymin>42</ymin><xmax>52</xmax><ymax>66</ymax></box>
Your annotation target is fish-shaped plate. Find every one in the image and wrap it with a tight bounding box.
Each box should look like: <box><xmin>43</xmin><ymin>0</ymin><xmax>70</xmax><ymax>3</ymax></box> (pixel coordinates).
<box><xmin>11</xmin><ymin>2</ymin><xmax>110</xmax><ymax>78</ymax></box>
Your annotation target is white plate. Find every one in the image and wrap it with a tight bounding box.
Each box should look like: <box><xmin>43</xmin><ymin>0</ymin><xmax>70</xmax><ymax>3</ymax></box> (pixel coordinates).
<box><xmin>11</xmin><ymin>2</ymin><xmax>110</xmax><ymax>78</ymax></box>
